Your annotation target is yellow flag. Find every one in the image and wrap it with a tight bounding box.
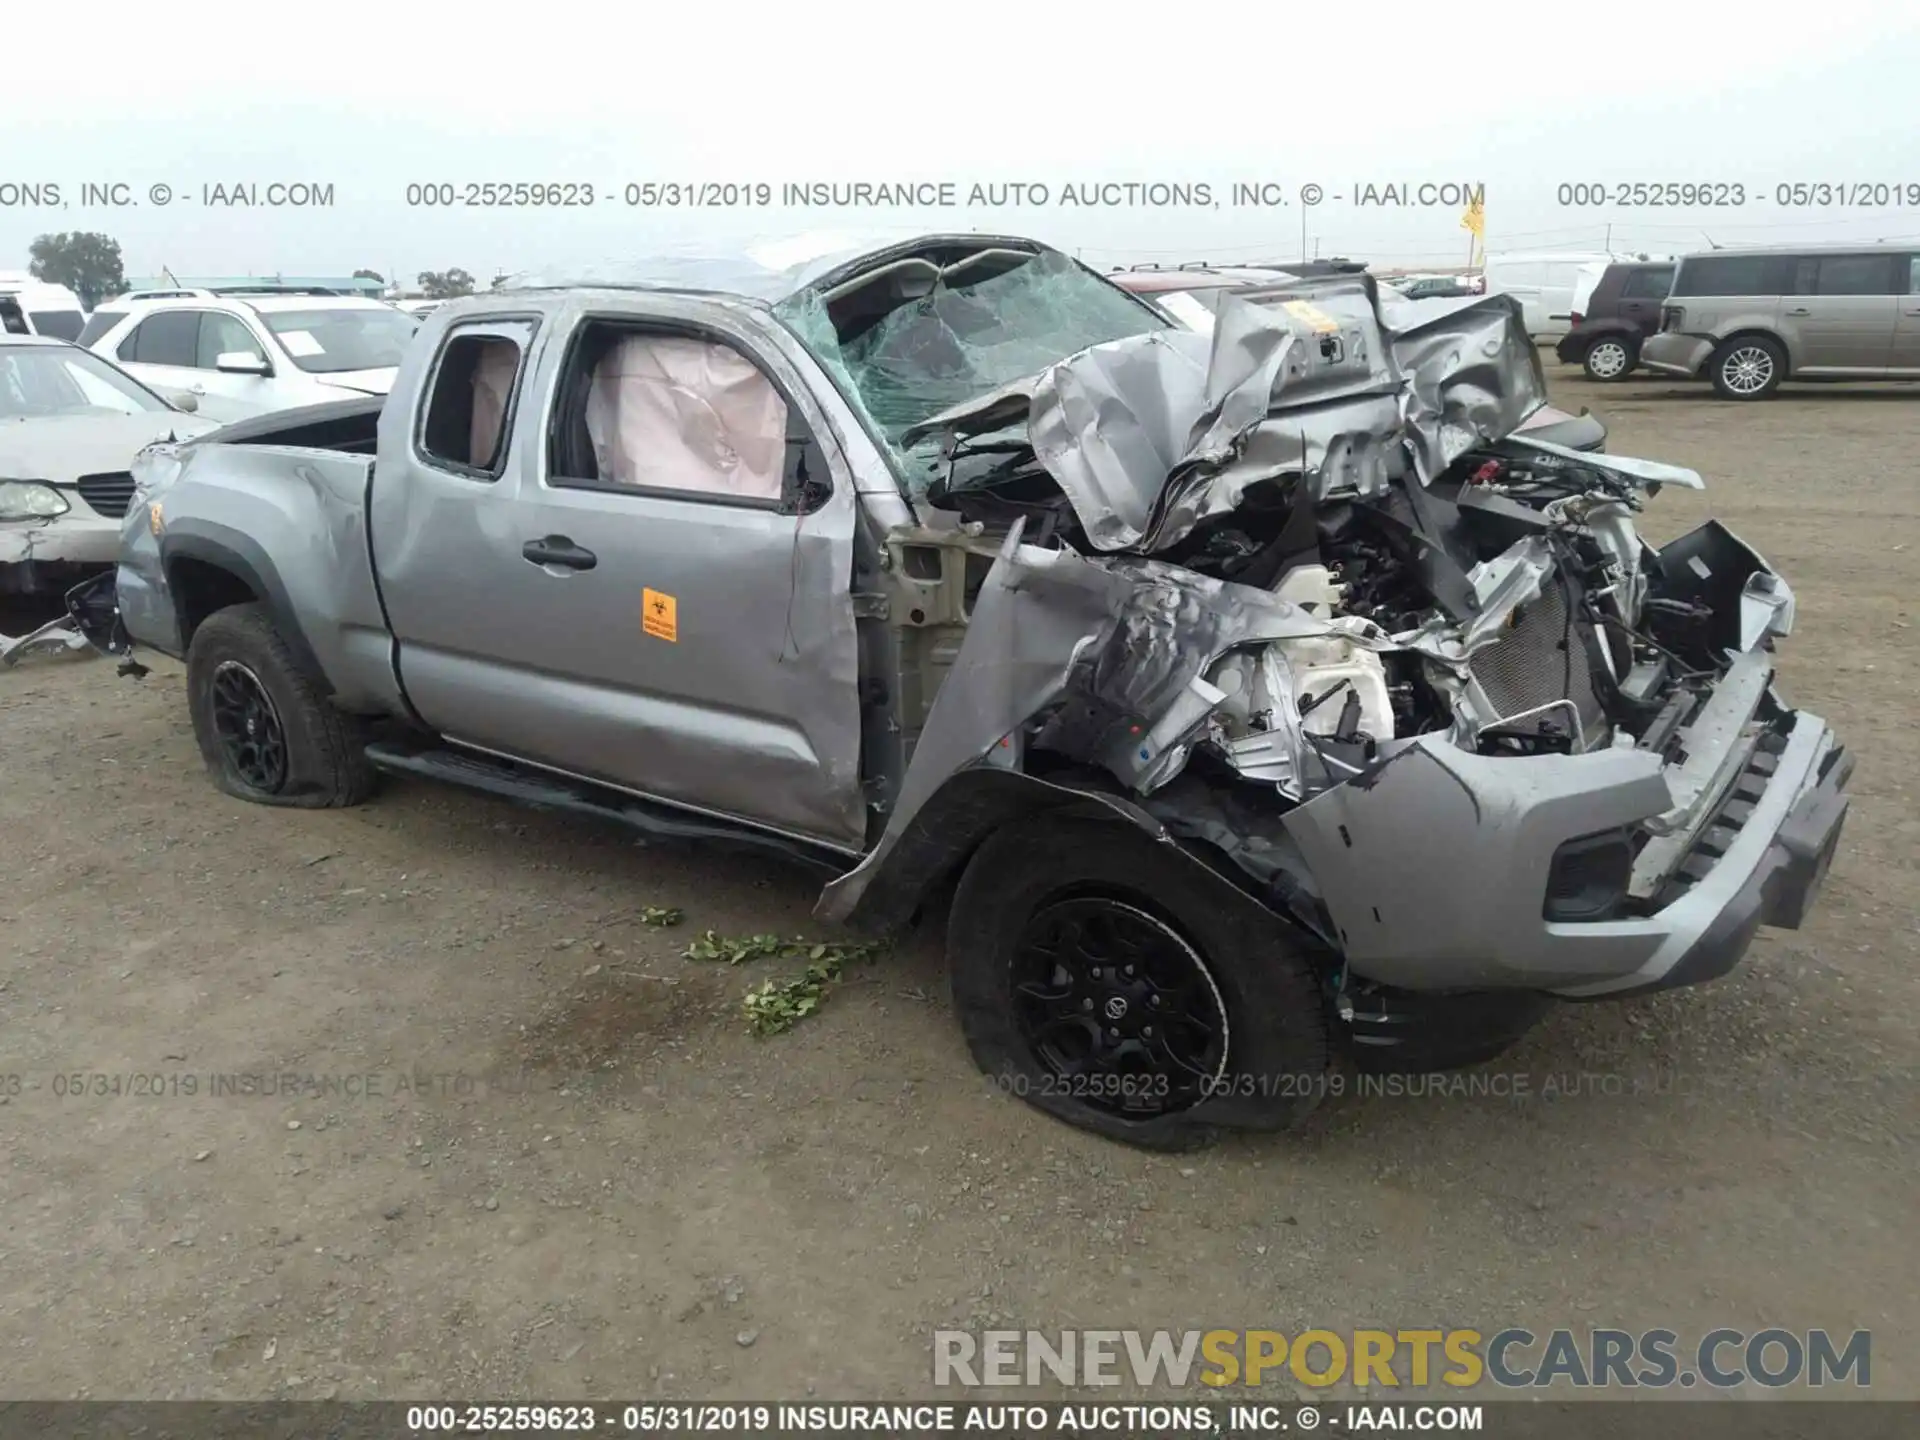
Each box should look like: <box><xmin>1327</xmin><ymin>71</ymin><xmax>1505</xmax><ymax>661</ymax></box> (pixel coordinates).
<box><xmin>1460</xmin><ymin>195</ymin><xmax>1485</xmax><ymax>238</ymax></box>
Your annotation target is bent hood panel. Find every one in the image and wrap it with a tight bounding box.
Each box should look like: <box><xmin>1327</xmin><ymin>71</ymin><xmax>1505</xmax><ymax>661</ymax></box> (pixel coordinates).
<box><xmin>925</xmin><ymin>282</ymin><xmax>1547</xmax><ymax>555</ymax></box>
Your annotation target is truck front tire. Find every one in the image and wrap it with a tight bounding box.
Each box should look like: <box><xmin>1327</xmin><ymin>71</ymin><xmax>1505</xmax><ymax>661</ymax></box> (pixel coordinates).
<box><xmin>185</xmin><ymin>602</ymin><xmax>377</xmax><ymax>808</ymax></box>
<box><xmin>947</xmin><ymin>816</ymin><xmax>1332</xmax><ymax>1150</ymax></box>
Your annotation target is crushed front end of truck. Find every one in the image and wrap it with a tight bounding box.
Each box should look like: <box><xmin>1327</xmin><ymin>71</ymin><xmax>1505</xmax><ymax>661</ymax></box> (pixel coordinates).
<box><xmin>817</xmin><ymin>272</ymin><xmax>1850</xmax><ymax>1058</ymax></box>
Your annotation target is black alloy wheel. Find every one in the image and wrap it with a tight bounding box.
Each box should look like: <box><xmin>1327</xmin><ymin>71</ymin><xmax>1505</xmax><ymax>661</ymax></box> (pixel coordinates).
<box><xmin>209</xmin><ymin>659</ymin><xmax>290</xmax><ymax>793</ymax></box>
<box><xmin>185</xmin><ymin>602</ymin><xmax>377</xmax><ymax>808</ymax></box>
<box><xmin>948</xmin><ymin>815</ymin><xmax>1332</xmax><ymax>1149</ymax></box>
<box><xmin>1009</xmin><ymin>895</ymin><xmax>1230</xmax><ymax>1118</ymax></box>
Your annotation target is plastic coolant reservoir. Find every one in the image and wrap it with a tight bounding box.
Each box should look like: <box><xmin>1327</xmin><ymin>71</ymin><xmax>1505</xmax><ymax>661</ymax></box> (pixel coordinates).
<box><xmin>1270</xmin><ymin>564</ymin><xmax>1396</xmax><ymax>740</ymax></box>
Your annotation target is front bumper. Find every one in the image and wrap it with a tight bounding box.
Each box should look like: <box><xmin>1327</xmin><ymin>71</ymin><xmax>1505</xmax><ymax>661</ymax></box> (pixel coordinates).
<box><xmin>1280</xmin><ymin>677</ymin><xmax>1851</xmax><ymax>998</ymax></box>
<box><xmin>1</xmin><ymin>515</ymin><xmax>120</xmax><ymax>594</ymax></box>
<box><xmin>1639</xmin><ymin>332</ymin><xmax>1713</xmax><ymax>378</ymax></box>
<box><xmin>1600</xmin><ymin>731</ymin><xmax>1851</xmax><ymax>999</ymax></box>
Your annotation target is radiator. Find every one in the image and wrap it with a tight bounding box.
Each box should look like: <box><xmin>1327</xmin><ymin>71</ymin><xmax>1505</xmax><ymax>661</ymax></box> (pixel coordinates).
<box><xmin>1467</xmin><ymin>579</ymin><xmax>1609</xmax><ymax>748</ymax></box>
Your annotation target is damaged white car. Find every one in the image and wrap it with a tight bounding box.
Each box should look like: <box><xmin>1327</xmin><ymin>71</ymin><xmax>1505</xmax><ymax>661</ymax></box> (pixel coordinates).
<box><xmin>70</xmin><ymin>236</ymin><xmax>1851</xmax><ymax>1149</ymax></box>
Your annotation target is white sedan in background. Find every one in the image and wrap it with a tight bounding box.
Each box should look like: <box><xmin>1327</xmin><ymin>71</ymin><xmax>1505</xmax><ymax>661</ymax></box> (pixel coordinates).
<box><xmin>1</xmin><ymin>334</ymin><xmax>219</xmax><ymax>600</ymax></box>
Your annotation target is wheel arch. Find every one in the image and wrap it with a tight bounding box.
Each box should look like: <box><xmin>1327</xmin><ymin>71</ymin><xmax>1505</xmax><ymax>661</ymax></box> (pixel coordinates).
<box><xmin>1577</xmin><ymin>320</ymin><xmax>1642</xmax><ymax>347</ymax></box>
<box><xmin>1711</xmin><ymin>328</ymin><xmax>1792</xmax><ymax>378</ymax></box>
<box><xmin>161</xmin><ymin>522</ymin><xmax>332</xmax><ymax>696</ymax></box>
<box><xmin>820</xmin><ymin>766</ymin><xmax>1327</xmax><ymax>951</ymax></box>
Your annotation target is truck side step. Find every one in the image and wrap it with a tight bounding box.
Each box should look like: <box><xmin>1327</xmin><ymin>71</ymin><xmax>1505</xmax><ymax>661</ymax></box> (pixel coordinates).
<box><xmin>362</xmin><ymin>740</ymin><xmax>849</xmax><ymax>877</ymax></box>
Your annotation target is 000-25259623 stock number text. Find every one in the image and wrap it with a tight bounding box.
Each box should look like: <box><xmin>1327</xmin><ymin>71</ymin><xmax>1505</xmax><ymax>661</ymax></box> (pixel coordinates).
<box><xmin>1556</xmin><ymin>180</ymin><xmax>1920</xmax><ymax>207</ymax></box>
<box><xmin>402</xmin><ymin>182</ymin><xmax>778</xmax><ymax>207</ymax></box>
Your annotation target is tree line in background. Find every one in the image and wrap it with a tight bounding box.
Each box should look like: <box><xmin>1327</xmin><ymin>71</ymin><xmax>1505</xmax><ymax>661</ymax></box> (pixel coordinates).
<box><xmin>23</xmin><ymin>232</ymin><xmax>500</xmax><ymax>305</ymax></box>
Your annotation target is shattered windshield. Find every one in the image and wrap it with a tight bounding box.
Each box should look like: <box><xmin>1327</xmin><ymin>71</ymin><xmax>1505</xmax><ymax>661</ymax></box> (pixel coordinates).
<box><xmin>775</xmin><ymin>249</ymin><xmax>1168</xmax><ymax>490</ymax></box>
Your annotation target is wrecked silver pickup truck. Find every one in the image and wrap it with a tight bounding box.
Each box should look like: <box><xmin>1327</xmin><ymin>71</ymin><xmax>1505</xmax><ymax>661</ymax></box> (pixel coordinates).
<box><xmin>71</xmin><ymin>235</ymin><xmax>1852</xmax><ymax>1149</ymax></box>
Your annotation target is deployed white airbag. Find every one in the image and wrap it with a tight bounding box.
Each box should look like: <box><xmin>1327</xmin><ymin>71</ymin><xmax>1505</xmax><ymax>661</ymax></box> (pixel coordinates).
<box><xmin>468</xmin><ymin>340</ymin><xmax>520</xmax><ymax>468</ymax></box>
<box><xmin>585</xmin><ymin>335</ymin><xmax>787</xmax><ymax>499</ymax></box>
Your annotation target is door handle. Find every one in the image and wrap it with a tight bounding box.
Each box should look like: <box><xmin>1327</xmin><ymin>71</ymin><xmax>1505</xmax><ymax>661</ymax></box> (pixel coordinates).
<box><xmin>1785</xmin><ymin>307</ymin><xmax>1812</xmax><ymax>316</ymax></box>
<box><xmin>189</xmin><ymin>383</ymin><xmax>206</xmax><ymax>394</ymax></box>
<box><xmin>521</xmin><ymin>536</ymin><xmax>597</xmax><ymax>571</ymax></box>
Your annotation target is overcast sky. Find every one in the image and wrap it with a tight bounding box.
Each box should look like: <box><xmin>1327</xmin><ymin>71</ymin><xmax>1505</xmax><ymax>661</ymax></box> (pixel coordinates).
<box><xmin>5</xmin><ymin>0</ymin><xmax>1919</xmax><ymax>284</ymax></box>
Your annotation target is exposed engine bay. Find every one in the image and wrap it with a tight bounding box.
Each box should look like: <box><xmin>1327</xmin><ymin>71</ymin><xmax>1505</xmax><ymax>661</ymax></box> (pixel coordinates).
<box><xmin>870</xmin><ymin>275</ymin><xmax>1781</xmax><ymax>809</ymax></box>
<box><xmin>927</xmin><ymin>432</ymin><xmax>1741</xmax><ymax>791</ymax></box>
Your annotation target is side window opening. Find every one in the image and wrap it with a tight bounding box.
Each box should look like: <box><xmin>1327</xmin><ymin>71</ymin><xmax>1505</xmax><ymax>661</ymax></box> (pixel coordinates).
<box><xmin>1811</xmin><ymin>255</ymin><xmax>1897</xmax><ymax>297</ymax></box>
<box><xmin>420</xmin><ymin>327</ymin><xmax>530</xmax><ymax>478</ymax></box>
<box><xmin>28</xmin><ymin>310</ymin><xmax>84</xmax><ymax>341</ymax></box>
<box><xmin>120</xmin><ymin>310</ymin><xmax>200</xmax><ymax>366</ymax></box>
<box><xmin>549</xmin><ymin>321</ymin><xmax>793</xmax><ymax>504</ymax></box>
<box><xmin>1622</xmin><ymin>268</ymin><xmax>1673</xmax><ymax>299</ymax></box>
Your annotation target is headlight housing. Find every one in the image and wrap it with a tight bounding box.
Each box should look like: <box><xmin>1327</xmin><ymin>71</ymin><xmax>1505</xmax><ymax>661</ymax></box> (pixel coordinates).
<box><xmin>0</xmin><ymin>479</ymin><xmax>70</xmax><ymax>521</ymax></box>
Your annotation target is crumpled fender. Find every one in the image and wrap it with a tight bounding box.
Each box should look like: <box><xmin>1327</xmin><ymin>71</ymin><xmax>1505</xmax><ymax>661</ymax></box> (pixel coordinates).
<box><xmin>813</xmin><ymin>518</ymin><xmax>1336</xmax><ymax>930</ymax></box>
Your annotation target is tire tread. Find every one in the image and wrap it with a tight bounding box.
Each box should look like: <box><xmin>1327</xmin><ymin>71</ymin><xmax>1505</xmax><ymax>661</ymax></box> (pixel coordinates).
<box><xmin>186</xmin><ymin>603</ymin><xmax>376</xmax><ymax>809</ymax></box>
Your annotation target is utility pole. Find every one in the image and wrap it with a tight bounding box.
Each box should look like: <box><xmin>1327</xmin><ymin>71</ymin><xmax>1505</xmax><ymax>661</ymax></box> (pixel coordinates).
<box><xmin>1300</xmin><ymin>206</ymin><xmax>1307</xmax><ymax>264</ymax></box>
<box><xmin>1604</xmin><ymin>222</ymin><xmax>1612</xmax><ymax>252</ymax></box>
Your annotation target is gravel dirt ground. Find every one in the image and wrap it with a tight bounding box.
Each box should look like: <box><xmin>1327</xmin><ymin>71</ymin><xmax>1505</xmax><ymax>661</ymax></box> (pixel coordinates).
<box><xmin>1</xmin><ymin>371</ymin><xmax>1914</xmax><ymax>1403</ymax></box>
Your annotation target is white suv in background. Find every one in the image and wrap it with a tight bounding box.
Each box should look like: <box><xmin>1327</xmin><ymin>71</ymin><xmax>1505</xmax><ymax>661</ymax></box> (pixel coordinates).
<box><xmin>77</xmin><ymin>288</ymin><xmax>422</xmax><ymax>422</ymax></box>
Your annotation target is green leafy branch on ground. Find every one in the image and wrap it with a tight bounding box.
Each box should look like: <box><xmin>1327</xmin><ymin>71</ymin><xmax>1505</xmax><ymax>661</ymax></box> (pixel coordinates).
<box><xmin>681</xmin><ymin>931</ymin><xmax>889</xmax><ymax>1035</ymax></box>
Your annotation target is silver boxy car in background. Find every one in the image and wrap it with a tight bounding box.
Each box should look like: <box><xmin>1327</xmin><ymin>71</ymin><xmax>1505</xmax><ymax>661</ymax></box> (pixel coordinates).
<box><xmin>1640</xmin><ymin>243</ymin><xmax>1920</xmax><ymax>399</ymax></box>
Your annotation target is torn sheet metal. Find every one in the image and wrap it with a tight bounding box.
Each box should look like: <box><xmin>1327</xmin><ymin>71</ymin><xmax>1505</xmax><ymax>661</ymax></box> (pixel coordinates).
<box><xmin>816</xmin><ymin>520</ymin><xmax>1125</xmax><ymax>921</ymax></box>
<box><xmin>916</xmin><ymin>279</ymin><xmax>1549</xmax><ymax>556</ymax></box>
<box><xmin>0</xmin><ymin>613</ymin><xmax>93</xmax><ymax>666</ymax></box>
<box><xmin>818</xmin><ymin>525</ymin><xmax>1373</xmax><ymax>922</ymax></box>
<box><xmin>1506</xmin><ymin>434</ymin><xmax>1705</xmax><ymax>489</ymax></box>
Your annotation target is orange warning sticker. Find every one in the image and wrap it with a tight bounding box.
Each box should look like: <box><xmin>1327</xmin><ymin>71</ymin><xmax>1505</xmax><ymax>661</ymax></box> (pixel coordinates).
<box><xmin>1283</xmin><ymin>299</ymin><xmax>1340</xmax><ymax>334</ymax></box>
<box><xmin>642</xmin><ymin>588</ymin><xmax>678</xmax><ymax>642</ymax></box>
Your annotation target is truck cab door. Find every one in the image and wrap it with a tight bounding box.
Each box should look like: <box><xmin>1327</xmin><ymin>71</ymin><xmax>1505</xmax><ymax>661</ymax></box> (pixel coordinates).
<box><xmin>369</xmin><ymin>306</ymin><xmax>868</xmax><ymax>854</ymax></box>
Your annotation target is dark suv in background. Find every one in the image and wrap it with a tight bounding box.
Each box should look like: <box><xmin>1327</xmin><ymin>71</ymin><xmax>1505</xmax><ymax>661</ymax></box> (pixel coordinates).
<box><xmin>1555</xmin><ymin>261</ymin><xmax>1675</xmax><ymax>381</ymax></box>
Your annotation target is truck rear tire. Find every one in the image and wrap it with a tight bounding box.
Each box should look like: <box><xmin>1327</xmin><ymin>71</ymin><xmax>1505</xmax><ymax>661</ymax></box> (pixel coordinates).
<box><xmin>947</xmin><ymin>816</ymin><xmax>1332</xmax><ymax>1151</ymax></box>
<box><xmin>185</xmin><ymin>602</ymin><xmax>377</xmax><ymax>808</ymax></box>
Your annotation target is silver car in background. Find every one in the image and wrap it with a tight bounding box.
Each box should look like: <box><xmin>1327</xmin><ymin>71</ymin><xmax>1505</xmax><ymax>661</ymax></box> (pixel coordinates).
<box><xmin>1641</xmin><ymin>242</ymin><xmax>1920</xmax><ymax>399</ymax></box>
